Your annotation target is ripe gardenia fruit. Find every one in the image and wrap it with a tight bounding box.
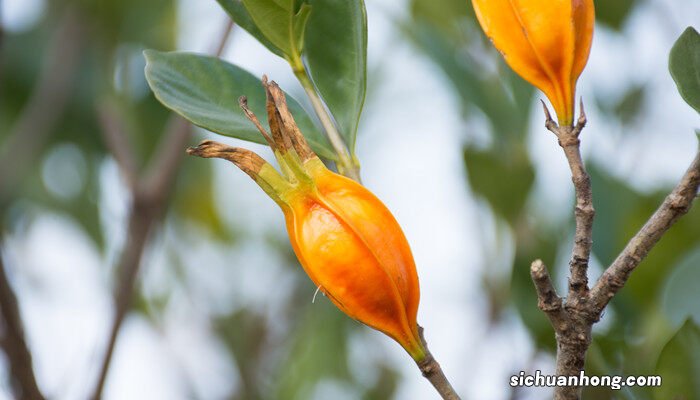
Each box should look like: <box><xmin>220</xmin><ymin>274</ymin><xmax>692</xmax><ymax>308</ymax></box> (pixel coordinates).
<box><xmin>471</xmin><ymin>0</ymin><xmax>595</xmax><ymax>125</ymax></box>
<box><xmin>187</xmin><ymin>78</ymin><xmax>426</xmax><ymax>361</ymax></box>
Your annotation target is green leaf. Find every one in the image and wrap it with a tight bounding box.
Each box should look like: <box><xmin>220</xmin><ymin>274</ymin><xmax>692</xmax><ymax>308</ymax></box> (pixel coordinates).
<box><xmin>614</xmin><ymin>85</ymin><xmax>647</xmax><ymax>125</ymax></box>
<box><xmin>143</xmin><ymin>50</ymin><xmax>336</xmax><ymax>159</ymax></box>
<box><xmin>661</xmin><ymin>247</ymin><xmax>700</xmax><ymax>328</ymax></box>
<box><xmin>304</xmin><ymin>0</ymin><xmax>367</xmax><ymax>152</ymax></box>
<box><xmin>410</xmin><ymin>0</ymin><xmax>472</xmax><ymax>37</ymax></box>
<box><xmin>293</xmin><ymin>4</ymin><xmax>312</xmax><ymax>53</ymax></box>
<box><xmin>463</xmin><ymin>146</ymin><xmax>535</xmax><ymax>223</ymax></box>
<box><xmin>669</xmin><ymin>27</ymin><xmax>700</xmax><ymax>114</ymax></box>
<box><xmin>241</xmin><ymin>0</ymin><xmax>311</xmax><ymax>61</ymax></box>
<box><xmin>654</xmin><ymin>320</ymin><xmax>700</xmax><ymax>400</ymax></box>
<box><xmin>215</xmin><ymin>0</ymin><xmax>285</xmax><ymax>57</ymax></box>
<box><xmin>593</xmin><ymin>0</ymin><xmax>638</xmax><ymax>30</ymax></box>
<box><xmin>274</xmin><ymin>302</ymin><xmax>355</xmax><ymax>400</ymax></box>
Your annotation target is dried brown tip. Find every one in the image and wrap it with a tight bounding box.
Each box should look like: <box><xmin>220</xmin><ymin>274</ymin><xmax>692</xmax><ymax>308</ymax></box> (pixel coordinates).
<box><xmin>265</xmin><ymin>80</ymin><xmax>314</xmax><ymax>161</ymax></box>
<box><xmin>540</xmin><ymin>99</ymin><xmax>558</xmax><ymax>133</ymax></box>
<box><xmin>239</xmin><ymin>96</ymin><xmax>274</xmax><ymax>147</ymax></box>
<box><xmin>187</xmin><ymin>140</ymin><xmax>266</xmax><ymax>179</ymax></box>
<box><xmin>262</xmin><ymin>79</ymin><xmax>291</xmax><ymax>153</ymax></box>
<box><xmin>576</xmin><ymin>97</ymin><xmax>587</xmax><ymax>132</ymax></box>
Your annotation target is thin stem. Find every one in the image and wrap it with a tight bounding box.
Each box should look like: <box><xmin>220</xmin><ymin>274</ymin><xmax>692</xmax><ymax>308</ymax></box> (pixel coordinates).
<box><xmin>590</xmin><ymin>148</ymin><xmax>700</xmax><ymax>313</ymax></box>
<box><xmin>542</xmin><ymin>101</ymin><xmax>593</xmax><ymax>305</ymax></box>
<box><xmin>416</xmin><ymin>327</ymin><xmax>461</xmax><ymax>400</ymax></box>
<box><xmin>89</xmin><ymin>18</ymin><xmax>235</xmax><ymax>400</ymax></box>
<box><xmin>96</xmin><ymin>102</ymin><xmax>139</xmax><ymax>189</ymax></box>
<box><xmin>536</xmin><ymin>103</ymin><xmax>597</xmax><ymax>400</ymax></box>
<box><xmin>89</xmin><ymin>195</ymin><xmax>159</xmax><ymax>400</ymax></box>
<box><xmin>292</xmin><ymin>65</ymin><xmax>362</xmax><ymax>182</ymax></box>
<box><xmin>0</xmin><ymin>250</ymin><xmax>45</xmax><ymax>400</ymax></box>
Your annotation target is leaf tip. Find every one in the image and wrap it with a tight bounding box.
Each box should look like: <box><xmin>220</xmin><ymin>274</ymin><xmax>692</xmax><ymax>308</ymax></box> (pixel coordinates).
<box><xmin>142</xmin><ymin>49</ymin><xmax>161</xmax><ymax>64</ymax></box>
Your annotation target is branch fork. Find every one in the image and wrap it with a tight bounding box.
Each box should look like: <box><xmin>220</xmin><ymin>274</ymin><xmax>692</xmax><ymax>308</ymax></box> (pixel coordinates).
<box><xmin>532</xmin><ymin>100</ymin><xmax>700</xmax><ymax>400</ymax></box>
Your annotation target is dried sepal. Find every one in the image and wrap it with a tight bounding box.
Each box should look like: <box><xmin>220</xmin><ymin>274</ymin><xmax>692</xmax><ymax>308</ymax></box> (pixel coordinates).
<box><xmin>186</xmin><ymin>78</ymin><xmax>426</xmax><ymax>361</ymax></box>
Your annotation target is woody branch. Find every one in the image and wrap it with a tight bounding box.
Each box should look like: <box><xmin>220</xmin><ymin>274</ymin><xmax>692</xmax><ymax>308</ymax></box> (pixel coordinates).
<box><xmin>531</xmin><ymin>102</ymin><xmax>700</xmax><ymax>400</ymax></box>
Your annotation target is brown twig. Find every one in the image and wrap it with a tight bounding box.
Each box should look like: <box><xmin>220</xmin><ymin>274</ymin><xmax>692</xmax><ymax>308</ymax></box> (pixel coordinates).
<box><xmin>212</xmin><ymin>17</ymin><xmax>234</xmax><ymax>57</ymax></box>
<box><xmin>91</xmin><ymin>114</ymin><xmax>192</xmax><ymax>400</ymax></box>
<box><xmin>89</xmin><ymin>188</ymin><xmax>161</xmax><ymax>400</ymax></box>
<box><xmin>538</xmin><ymin>103</ymin><xmax>596</xmax><ymax>400</ymax></box>
<box><xmin>589</xmin><ymin>149</ymin><xmax>700</xmax><ymax>313</ymax></box>
<box><xmin>541</xmin><ymin>100</ymin><xmax>594</xmax><ymax>305</ymax></box>
<box><xmin>529</xmin><ymin>259</ymin><xmax>593</xmax><ymax>400</ymax></box>
<box><xmin>416</xmin><ymin>327</ymin><xmax>461</xmax><ymax>400</ymax></box>
<box><xmin>530</xmin><ymin>260</ymin><xmax>566</xmax><ymax>329</ymax></box>
<box><xmin>0</xmin><ymin>9</ymin><xmax>86</xmax><ymax>400</ymax></box>
<box><xmin>0</xmin><ymin>252</ymin><xmax>45</xmax><ymax>400</ymax></box>
<box><xmin>96</xmin><ymin>102</ymin><xmax>139</xmax><ymax>188</ymax></box>
<box><xmin>89</xmin><ymin>18</ymin><xmax>235</xmax><ymax>400</ymax></box>
<box><xmin>532</xmin><ymin>103</ymin><xmax>700</xmax><ymax>400</ymax></box>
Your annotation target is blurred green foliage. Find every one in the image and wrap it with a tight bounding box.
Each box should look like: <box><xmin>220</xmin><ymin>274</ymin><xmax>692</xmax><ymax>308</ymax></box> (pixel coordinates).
<box><xmin>0</xmin><ymin>0</ymin><xmax>392</xmax><ymax>398</ymax></box>
<box><xmin>654</xmin><ymin>320</ymin><xmax>700</xmax><ymax>400</ymax></box>
<box><xmin>2</xmin><ymin>0</ymin><xmax>698</xmax><ymax>398</ymax></box>
<box><xmin>661</xmin><ymin>248</ymin><xmax>700</xmax><ymax>327</ymax></box>
<box><xmin>594</xmin><ymin>0</ymin><xmax>640</xmax><ymax>30</ymax></box>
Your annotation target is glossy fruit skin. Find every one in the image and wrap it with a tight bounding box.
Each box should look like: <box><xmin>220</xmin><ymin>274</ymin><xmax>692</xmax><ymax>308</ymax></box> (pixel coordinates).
<box><xmin>471</xmin><ymin>0</ymin><xmax>595</xmax><ymax>125</ymax></box>
<box><xmin>283</xmin><ymin>159</ymin><xmax>425</xmax><ymax>360</ymax></box>
<box><xmin>188</xmin><ymin>79</ymin><xmax>426</xmax><ymax>361</ymax></box>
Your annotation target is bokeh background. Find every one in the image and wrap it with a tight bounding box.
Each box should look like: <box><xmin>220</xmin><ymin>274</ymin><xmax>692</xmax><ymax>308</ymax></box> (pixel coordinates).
<box><xmin>1</xmin><ymin>0</ymin><xmax>699</xmax><ymax>399</ymax></box>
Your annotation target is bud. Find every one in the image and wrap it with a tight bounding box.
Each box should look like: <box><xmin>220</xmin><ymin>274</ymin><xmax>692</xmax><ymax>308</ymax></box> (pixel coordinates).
<box><xmin>187</xmin><ymin>78</ymin><xmax>426</xmax><ymax>361</ymax></box>
<box><xmin>471</xmin><ymin>0</ymin><xmax>595</xmax><ymax>125</ymax></box>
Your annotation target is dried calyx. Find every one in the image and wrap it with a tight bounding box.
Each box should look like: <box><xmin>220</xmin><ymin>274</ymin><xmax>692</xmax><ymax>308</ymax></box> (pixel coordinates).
<box><xmin>187</xmin><ymin>77</ymin><xmax>426</xmax><ymax>361</ymax></box>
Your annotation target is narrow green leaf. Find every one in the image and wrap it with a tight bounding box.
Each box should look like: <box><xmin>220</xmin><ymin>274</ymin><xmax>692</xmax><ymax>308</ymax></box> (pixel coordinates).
<box><xmin>293</xmin><ymin>3</ymin><xmax>312</xmax><ymax>55</ymax></box>
<box><xmin>305</xmin><ymin>0</ymin><xmax>367</xmax><ymax>153</ymax></box>
<box><xmin>143</xmin><ymin>50</ymin><xmax>336</xmax><ymax>159</ymax></box>
<box><xmin>654</xmin><ymin>320</ymin><xmax>700</xmax><ymax>400</ymax></box>
<box><xmin>215</xmin><ymin>0</ymin><xmax>285</xmax><ymax>57</ymax></box>
<box><xmin>241</xmin><ymin>0</ymin><xmax>310</xmax><ymax>60</ymax></box>
<box><xmin>669</xmin><ymin>27</ymin><xmax>700</xmax><ymax>114</ymax></box>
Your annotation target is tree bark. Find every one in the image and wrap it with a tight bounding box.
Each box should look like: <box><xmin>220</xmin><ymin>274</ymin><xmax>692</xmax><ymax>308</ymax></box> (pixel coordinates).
<box><xmin>532</xmin><ymin>103</ymin><xmax>700</xmax><ymax>400</ymax></box>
